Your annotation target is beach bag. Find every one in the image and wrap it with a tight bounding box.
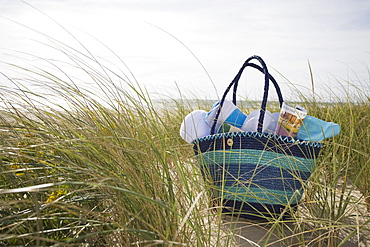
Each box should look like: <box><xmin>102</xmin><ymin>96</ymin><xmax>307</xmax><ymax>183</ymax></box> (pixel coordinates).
<box><xmin>193</xmin><ymin>55</ymin><xmax>323</xmax><ymax>220</ymax></box>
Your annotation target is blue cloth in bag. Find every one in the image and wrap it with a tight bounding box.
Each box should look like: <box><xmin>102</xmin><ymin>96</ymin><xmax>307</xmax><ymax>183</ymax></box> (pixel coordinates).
<box><xmin>297</xmin><ymin>116</ymin><xmax>340</xmax><ymax>141</ymax></box>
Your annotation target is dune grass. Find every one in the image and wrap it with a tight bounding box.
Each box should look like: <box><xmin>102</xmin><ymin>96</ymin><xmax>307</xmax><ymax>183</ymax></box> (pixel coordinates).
<box><xmin>0</xmin><ymin>32</ymin><xmax>369</xmax><ymax>246</ymax></box>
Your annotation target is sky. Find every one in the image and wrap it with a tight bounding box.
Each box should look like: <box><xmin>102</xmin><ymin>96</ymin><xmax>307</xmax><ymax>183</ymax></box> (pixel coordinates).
<box><xmin>1</xmin><ymin>0</ymin><xmax>370</xmax><ymax>102</ymax></box>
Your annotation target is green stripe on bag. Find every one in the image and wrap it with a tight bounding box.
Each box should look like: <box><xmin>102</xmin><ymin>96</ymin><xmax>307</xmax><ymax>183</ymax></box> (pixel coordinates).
<box><xmin>199</xmin><ymin>149</ymin><xmax>315</xmax><ymax>173</ymax></box>
<box><xmin>219</xmin><ymin>186</ymin><xmax>302</xmax><ymax>205</ymax></box>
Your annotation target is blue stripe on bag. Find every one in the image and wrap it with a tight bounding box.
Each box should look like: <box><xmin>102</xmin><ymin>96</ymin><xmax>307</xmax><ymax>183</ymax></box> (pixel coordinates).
<box><xmin>202</xmin><ymin>161</ymin><xmax>311</xmax><ymax>191</ymax></box>
<box><xmin>222</xmin><ymin>200</ymin><xmax>297</xmax><ymax>220</ymax></box>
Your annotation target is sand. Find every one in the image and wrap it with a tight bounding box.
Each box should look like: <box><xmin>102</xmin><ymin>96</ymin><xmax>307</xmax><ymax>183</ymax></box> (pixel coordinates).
<box><xmin>222</xmin><ymin>214</ymin><xmax>368</xmax><ymax>246</ymax></box>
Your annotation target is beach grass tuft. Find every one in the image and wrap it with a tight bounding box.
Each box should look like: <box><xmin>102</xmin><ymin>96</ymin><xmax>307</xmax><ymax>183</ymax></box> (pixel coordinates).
<box><xmin>0</xmin><ymin>28</ymin><xmax>369</xmax><ymax>246</ymax></box>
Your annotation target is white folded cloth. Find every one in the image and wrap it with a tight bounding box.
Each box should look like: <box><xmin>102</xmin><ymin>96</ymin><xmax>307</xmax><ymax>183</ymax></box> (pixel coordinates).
<box><xmin>242</xmin><ymin>109</ymin><xmax>275</xmax><ymax>133</ymax></box>
<box><xmin>180</xmin><ymin>110</ymin><xmax>211</xmax><ymax>143</ymax></box>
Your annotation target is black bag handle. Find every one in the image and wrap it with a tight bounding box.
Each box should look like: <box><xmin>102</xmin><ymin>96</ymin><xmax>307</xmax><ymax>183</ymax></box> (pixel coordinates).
<box><xmin>210</xmin><ymin>55</ymin><xmax>284</xmax><ymax>135</ymax></box>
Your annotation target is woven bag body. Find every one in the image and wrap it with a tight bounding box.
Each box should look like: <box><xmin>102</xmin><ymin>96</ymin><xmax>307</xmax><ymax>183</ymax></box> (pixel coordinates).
<box><xmin>194</xmin><ymin>132</ymin><xmax>322</xmax><ymax>219</ymax></box>
<box><xmin>193</xmin><ymin>56</ymin><xmax>323</xmax><ymax>219</ymax></box>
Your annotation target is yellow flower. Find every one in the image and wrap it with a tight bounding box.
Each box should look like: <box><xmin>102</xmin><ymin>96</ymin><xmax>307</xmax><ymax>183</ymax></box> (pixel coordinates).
<box><xmin>9</xmin><ymin>164</ymin><xmax>24</xmax><ymax>176</ymax></box>
<box><xmin>9</xmin><ymin>164</ymin><xmax>21</xmax><ymax>170</ymax></box>
<box><xmin>46</xmin><ymin>190</ymin><xmax>67</xmax><ymax>203</ymax></box>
